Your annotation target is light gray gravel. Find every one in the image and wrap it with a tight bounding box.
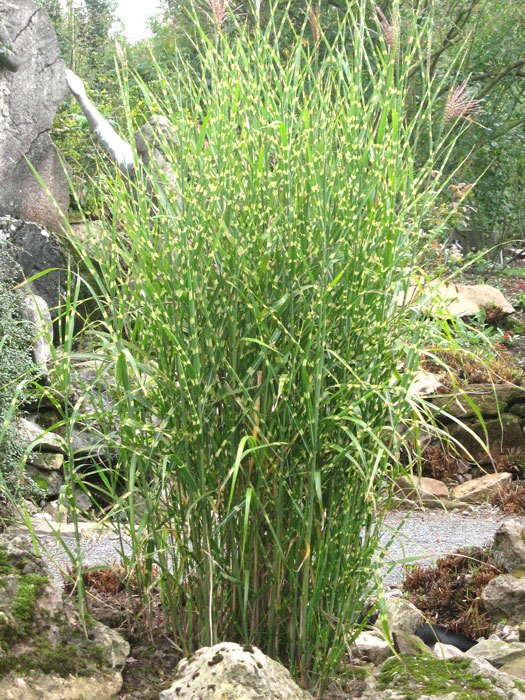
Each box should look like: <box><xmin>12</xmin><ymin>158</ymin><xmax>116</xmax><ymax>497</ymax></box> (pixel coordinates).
<box><xmin>380</xmin><ymin>506</ymin><xmax>525</xmax><ymax>587</ymax></box>
<box><xmin>16</xmin><ymin>506</ymin><xmax>525</xmax><ymax>588</ymax></box>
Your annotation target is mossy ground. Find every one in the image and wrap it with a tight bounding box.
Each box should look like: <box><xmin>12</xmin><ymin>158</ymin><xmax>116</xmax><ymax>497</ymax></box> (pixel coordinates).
<box><xmin>378</xmin><ymin>655</ymin><xmax>504</xmax><ymax>700</ymax></box>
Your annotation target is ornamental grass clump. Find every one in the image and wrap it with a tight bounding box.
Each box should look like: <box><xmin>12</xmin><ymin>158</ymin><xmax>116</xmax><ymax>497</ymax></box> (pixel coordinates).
<box><xmin>56</xmin><ymin>1</ymin><xmax>470</xmax><ymax>691</ymax></box>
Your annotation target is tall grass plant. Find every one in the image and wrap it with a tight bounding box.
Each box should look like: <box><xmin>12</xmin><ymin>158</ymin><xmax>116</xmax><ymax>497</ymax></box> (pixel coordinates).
<box><xmin>52</xmin><ymin>1</ymin><xmax>472</xmax><ymax>690</ymax></box>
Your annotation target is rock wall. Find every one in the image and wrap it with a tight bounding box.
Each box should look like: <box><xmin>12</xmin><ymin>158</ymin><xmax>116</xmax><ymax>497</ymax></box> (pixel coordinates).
<box><xmin>0</xmin><ymin>0</ymin><xmax>69</xmax><ymax>231</ymax></box>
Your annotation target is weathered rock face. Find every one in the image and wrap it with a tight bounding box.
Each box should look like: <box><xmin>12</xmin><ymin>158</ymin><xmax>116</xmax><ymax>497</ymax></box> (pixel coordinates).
<box><xmin>160</xmin><ymin>643</ymin><xmax>312</xmax><ymax>699</ymax></box>
<box><xmin>491</xmin><ymin>519</ymin><xmax>525</xmax><ymax>573</ymax></box>
<box><xmin>465</xmin><ymin>638</ymin><xmax>525</xmax><ymax>668</ymax></box>
<box><xmin>482</xmin><ymin>574</ymin><xmax>525</xmax><ymax>623</ymax></box>
<box><xmin>0</xmin><ymin>534</ymin><xmax>128</xmax><ymax>694</ymax></box>
<box><xmin>451</xmin><ymin>472</ymin><xmax>512</xmax><ymax>503</ymax></box>
<box><xmin>0</xmin><ymin>217</ymin><xmax>69</xmax><ymax>312</ymax></box>
<box><xmin>0</xmin><ymin>0</ymin><xmax>69</xmax><ymax>231</ymax></box>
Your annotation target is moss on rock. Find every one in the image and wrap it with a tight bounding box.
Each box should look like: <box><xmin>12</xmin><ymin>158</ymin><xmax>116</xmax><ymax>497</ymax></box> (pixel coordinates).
<box><xmin>377</xmin><ymin>655</ymin><xmax>503</xmax><ymax>700</ymax></box>
<box><xmin>0</xmin><ymin>639</ymin><xmax>106</xmax><ymax>679</ymax></box>
<box><xmin>11</xmin><ymin>573</ymin><xmax>48</xmax><ymax>626</ymax></box>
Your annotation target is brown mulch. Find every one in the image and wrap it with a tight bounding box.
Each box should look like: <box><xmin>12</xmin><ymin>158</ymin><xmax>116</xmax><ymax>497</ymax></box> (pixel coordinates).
<box><xmin>63</xmin><ymin>567</ymin><xmax>181</xmax><ymax>699</ymax></box>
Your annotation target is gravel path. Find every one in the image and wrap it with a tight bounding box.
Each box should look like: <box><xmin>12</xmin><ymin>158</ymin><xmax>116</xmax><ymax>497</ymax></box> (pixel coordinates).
<box><xmin>15</xmin><ymin>506</ymin><xmax>524</xmax><ymax>588</ymax></box>
<box><xmin>380</xmin><ymin>507</ymin><xmax>524</xmax><ymax>586</ymax></box>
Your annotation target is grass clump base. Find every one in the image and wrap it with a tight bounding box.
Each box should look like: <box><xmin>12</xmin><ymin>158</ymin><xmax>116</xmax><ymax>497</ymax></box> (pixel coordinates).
<box><xmin>378</xmin><ymin>655</ymin><xmax>503</xmax><ymax>700</ymax></box>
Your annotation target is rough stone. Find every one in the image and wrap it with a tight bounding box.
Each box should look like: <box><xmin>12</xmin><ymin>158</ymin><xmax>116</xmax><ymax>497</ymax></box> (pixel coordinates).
<box><xmin>399</xmin><ymin>282</ymin><xmax>515</xmax><ymax>318</ymax></box>
<box><xmin>362</xmin><ymin>654</ymin><xmax>525</xmax><ymax>700</ymax></box>
<box><xmin>0</xmin><ymin>217</ymin><xmax>69</xmax><ymax>314</ymax></box>
<box><xmin>374</xmin><ymin>597</ymin><xmax>424</xmax><ymax>636</ymax></box>
<box><xmin>451</xmin><ymin>472</ymin><xmax>512</xmax><ymax>503</ymax></box>
<box><xmin>0</xmin><ymin>0</ymin><xmax>69</xmax><ymax>230</ymax></box>
<box><xmin>510</xmin><ymin>404</ymin><xmax>525</xmax><ymax>418</ymax></box>
<box><xmin>159</xmin><ymin>642</ymin><xmax>312</xmax><ymax>699</ymax></box>
<box><xmin>15</xmin><ymin>416</ymin><xmax>64</xmax><ymax>453</ymax></box>
<box><xmin>466</xmin><ymin>657</ymin><xmax>525</xmax><ymax>699</ymax></box>
<box><xmin>432</xmin><ymin>384</ymin><xmax>525</xmax><ymax>420</ymax></box>
<box><xmin>431</xmin><ymin>642</ymin><xmax>466</xmax><ymax>660</ymax></box>
<box><xmin>466</xmin><ymin>639</ymin><xmax>525</xmax><ymax>667</ymax></box>
<box><xmin>89</xmin><ymin>621</ymin><xmax>130</xmax><ymax>669</ymax></box>
<box><xmin>393</xmin><ymin>631</ymin><xmax>431</xmax><ymax>656</ymax></box>
<box><xmin>17</xmin><ymin>293</ymin><xmax>52</xmax><ymax>370</ymax></box>
<box><xmin>491</xmin><ymin>519</ymin><xmax>525</xmax><ymax>573</ymax></box>
<box><xmin>501</xmin><ymin>657</ymin><xmax>525</xmax><ymax>681</ymax></box>
<box><xmin>25</xmin><ymin>463</ymin><xmax>64</xmax><ymax>497</ymax></box>
<box><xmin>396</xmin><ymin>475</ymin><xmax>449</xmax><ymax>504</ymax></box>
<box><xmin>447</xmin><ymin>414</ymin><xmax>525</xmax><ymax>464</ymax></box>
<box><xmin>0</xmin><ymin>533</ymin><xmax>127</xmax><ymax>695</ymax></box>
<box><xmin>482</xmin><ymin>574</ymin><xmax>525</xmax><ymax>623</ymax></box>
<box><xmin>349</xmin><ymin>630</ymin><xmax>393</xmax><ymax>665</ymax></box>
<box><xmin>408</xmin><ymin>370</ymin><xmax>443</xmax><ymax>397</ymax></box>
<box><xmin>28</xmin><ymin>451</ymin><xmax>64</xmax><ymax>471</ymax></box>
<box><xmin>0</xmin><ymin>670</ymin><xmax>123</xmax><ymax>700</ymax></box>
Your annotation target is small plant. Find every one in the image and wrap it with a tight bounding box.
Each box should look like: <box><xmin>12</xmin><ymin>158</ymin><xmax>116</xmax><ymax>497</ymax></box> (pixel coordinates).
<box><xmin>492</xmin><ymin>481</ymin><xmax>525</xmax><ymax>515</ymax></box>
<box><xmin>420</xmin><ymin>444</ymin><xmax>462</xmax><ymax>482</ymax></box>
<box><xmin>403</xmin><ymin>547</ymin><xmax>502</xmax><ymax>640</ymax></box>
<box><xmin>515</xmin><ymin>291</ymin><xmax>525</xmax><ymax>312</ymax></box>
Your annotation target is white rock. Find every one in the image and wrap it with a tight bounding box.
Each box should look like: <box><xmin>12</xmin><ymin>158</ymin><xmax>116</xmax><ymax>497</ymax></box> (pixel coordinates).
<box><xmin>374</xmin><ymin>596</ymin><xmax>424</xmax><ymax>636</ymax></box>
<box><xmin>159</xmin><ymin>642</ymin><xmax>312</xmax><ymax>699</ymax></box>
<box><xmin>350</xmin><ymin>630</ymin><xmax>393</xmax><ymax>665</ymax></box>
<box><xmin>18</xmin><ymin>293</ymin><xmax>53</xmax><ymax>369</ymax></box>
<box><xmin>466</xmin><ymin>639</ymin><xmax>525</xmax><ymax>667</ymax></box>
<box><xmin>15</xmin><ymin>417</ymin><xmax>64</xmax><ymax>454</ymax></box>
<box><xmin>431</xmin><ymin>643</ymin><xmax>465</xmax><ymax>660</ymax></box>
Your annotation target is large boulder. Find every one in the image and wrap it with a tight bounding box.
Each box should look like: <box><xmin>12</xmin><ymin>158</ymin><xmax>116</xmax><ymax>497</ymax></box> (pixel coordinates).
<box><xmin>448</xmin><ymin>414</ymin><xmax>525</xmax><ymax>464</ymax></box>
<box><xmin>0</xmin><ymin>0</ymin><xmax>69</xmax><ymax>231</ymax></box>
<box><xmin>0</xmin><ymin>217</ymin><xmax>69</xmax><ymax>314</ymax></box>
<box><xmin>160</xmin><ymin>643</ymin><xmax>312</xmax><ymax>699</ymax></box>
<box><xmin>491</xmin><ymin>519</ymin><xmax>525</xmax><ymax>573</ymax></box>
<box><xmin>0</xmin><ymin>534</ymin><xmax>128</xmax><ymax>693</ymax></box>
<box><xmin>451</xmin><ymin>472</ymin><xmax>512</xmax><ymax>503</ymax></box>
<box><xmin>465</xmin><ymin>638</ymin><xmax>525</xmax><ymax>668</ymax></box>
<box><xmin>482</xmin><ymin>574</ymin><xmax>525</xmax><ymax>623</ymax></box>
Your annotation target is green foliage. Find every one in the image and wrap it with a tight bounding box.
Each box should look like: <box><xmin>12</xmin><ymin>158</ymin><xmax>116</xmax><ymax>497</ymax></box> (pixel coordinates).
<box><xmin>56</xmin><ymin>2</ymin><xmax>469</xmax><ymax>690</ymax></box>
<box><xmin>0</xmin><ymin>262</ymin><xmax>36</xmax><ymax>500</ymax></box>
<box><xmin>514</xmin><ymin>291</ymin><xmax>525</xmax><ymax>312</ymax></box>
